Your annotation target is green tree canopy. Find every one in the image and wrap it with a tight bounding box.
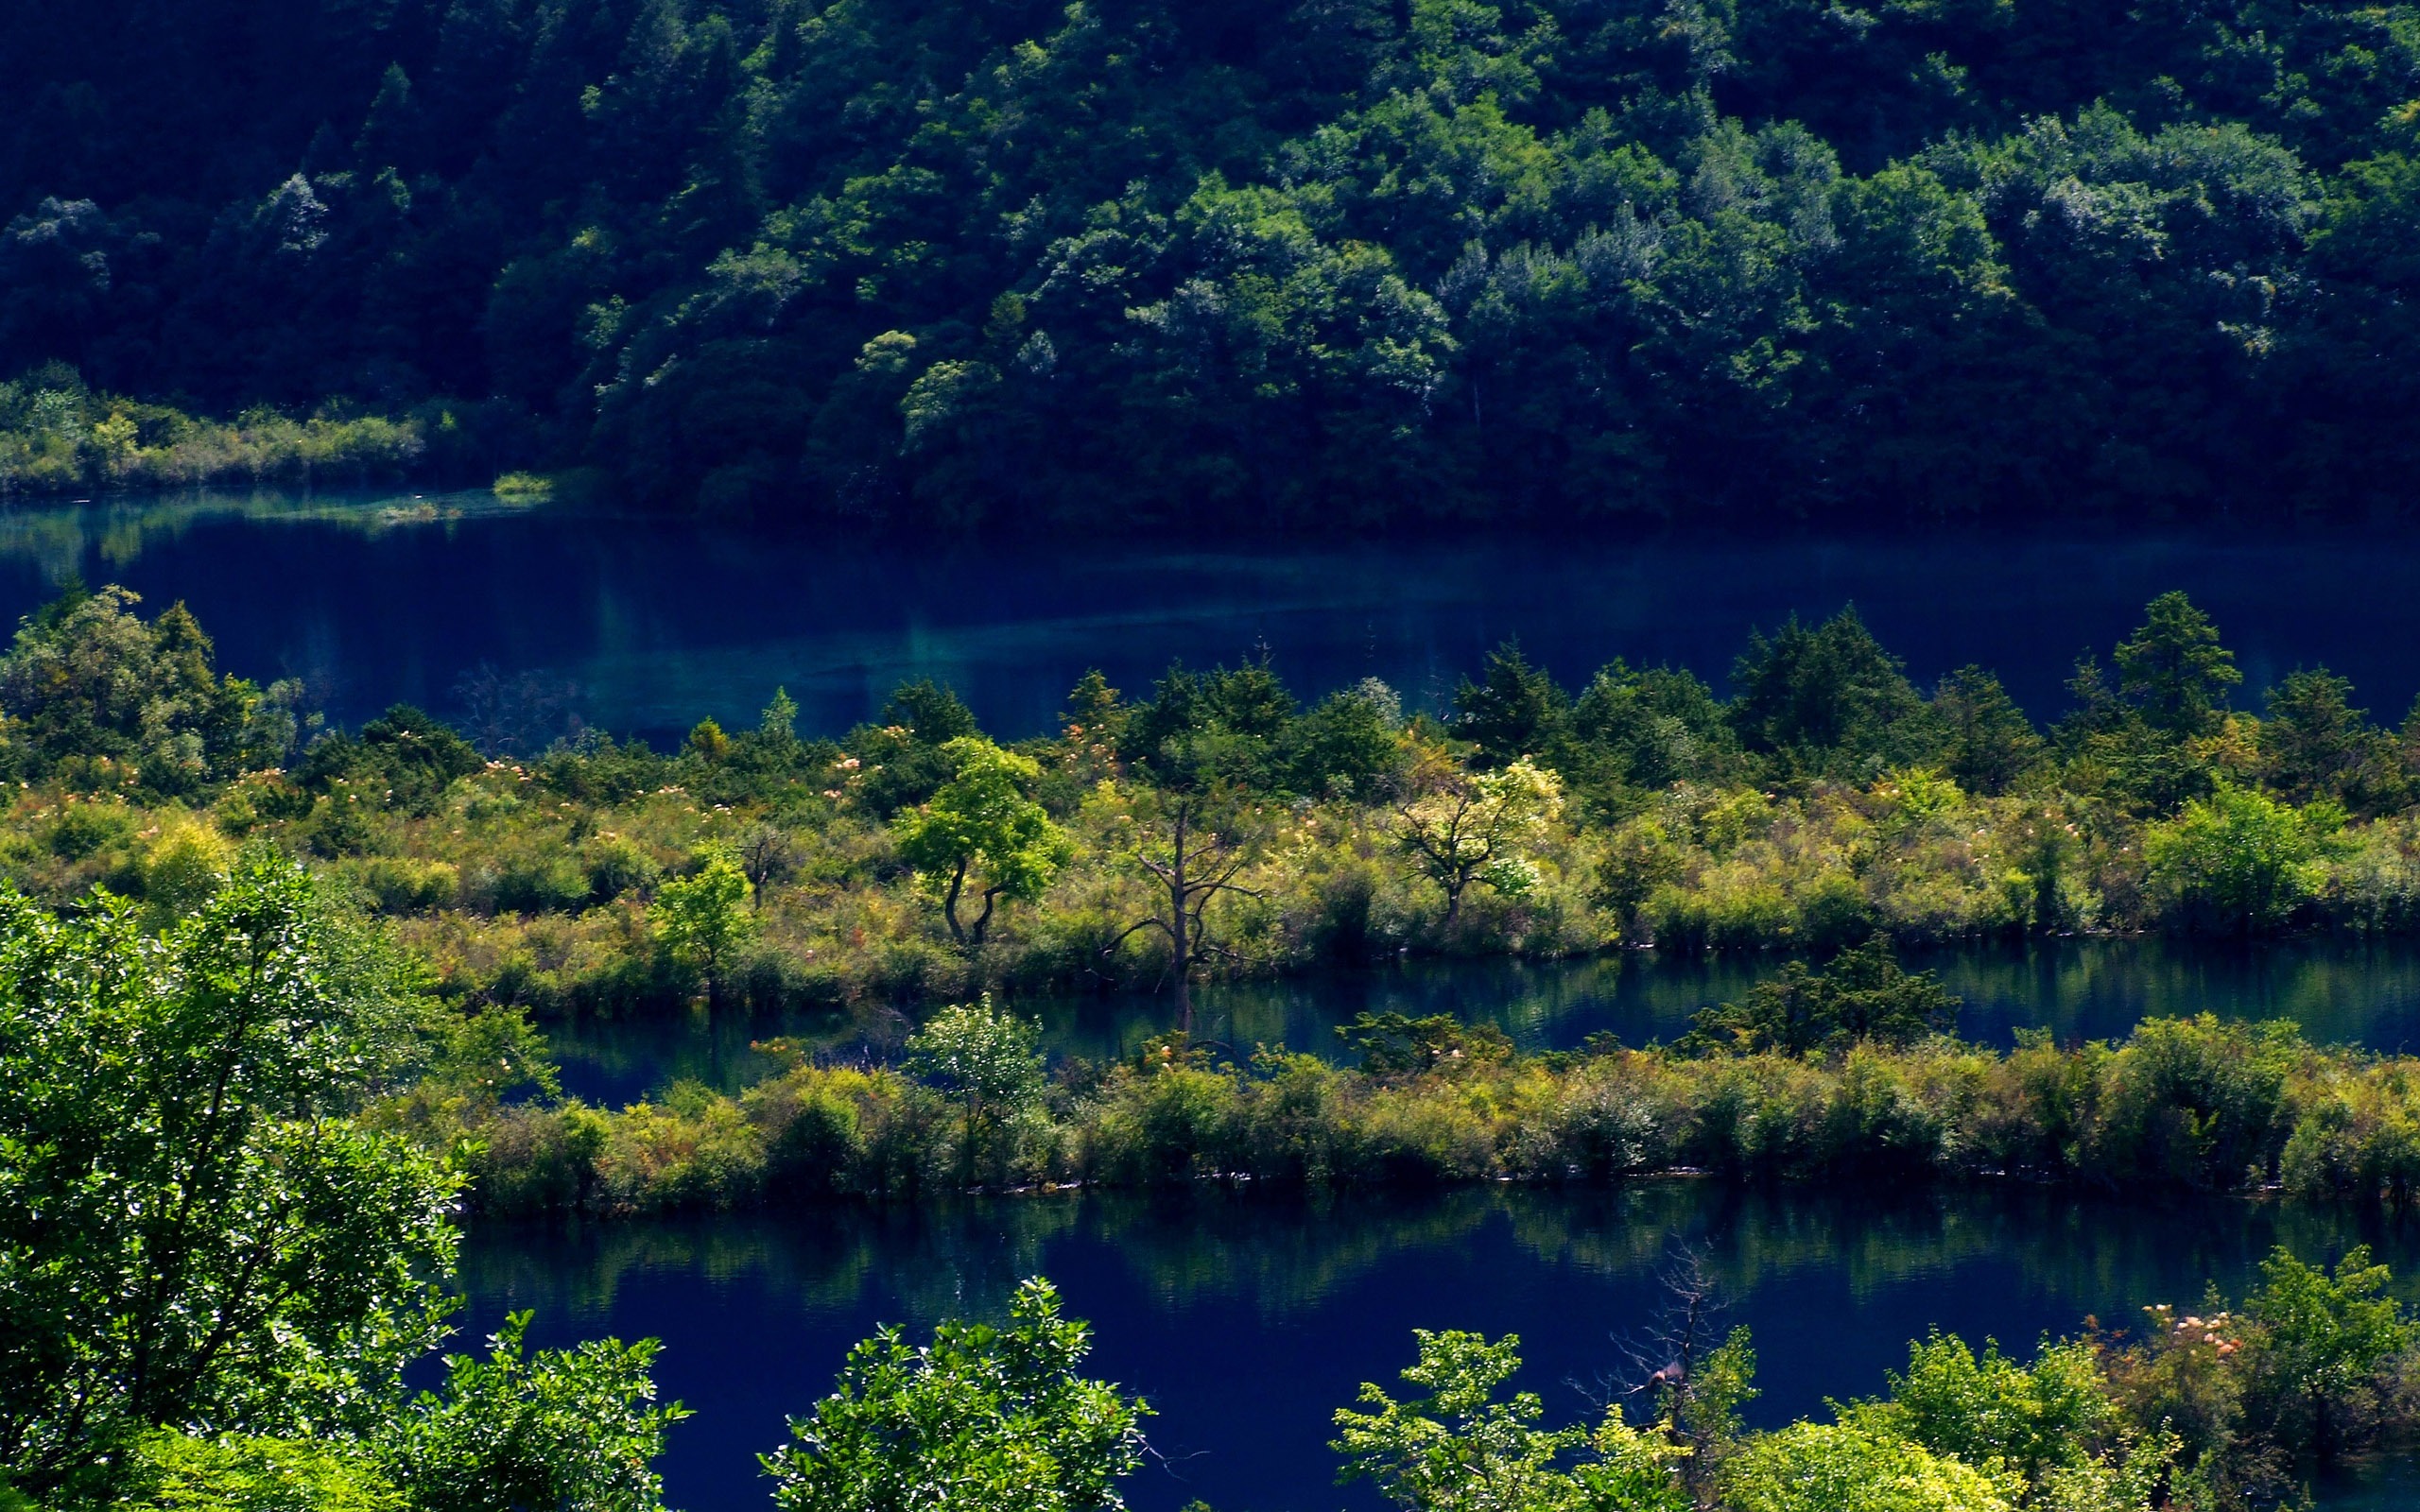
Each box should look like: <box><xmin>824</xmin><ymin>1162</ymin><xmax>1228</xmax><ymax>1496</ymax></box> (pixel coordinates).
<box><xmin>1685</xmin><ymin>935</ymin><xmax>1961</xmax><ymax>1057</ymax></box>
<box><xmin>2142</xmin><ymin>782</ymin><xmax>2344</xmax><ymax>934</ymax></box>
<box><xmin>652</xmin><ymin>848</ymin><xmax>758</xmax><ymax>1000</ymax></box>
<box><xmin>0</xmin><ymin>584</ymin><xmax>301</xmax><ymax>791</ymax></box>
<box><xmin>761</xmin><ymin>1278</ymin><xmax>1150</xmax><ymax>1512</ymax></box>
<box><xmin>1332</xmin><ymin>1329</ymin><xmax>1687</xmax><ymax>1512</ymax></box>
<box><xmin>0</xmin><ymin>854</ymin><xmax>454</xmax><ymax>1498</ymax></box>
<box><xmin>891</xmin><ymin>737</ymin><xmax>1073</xmax><ymax>950</ymax></box>
<box><xmin>2114</xmin><ymin>593</ymin><xmax>2242</xmax><ymax>741</ymax></box>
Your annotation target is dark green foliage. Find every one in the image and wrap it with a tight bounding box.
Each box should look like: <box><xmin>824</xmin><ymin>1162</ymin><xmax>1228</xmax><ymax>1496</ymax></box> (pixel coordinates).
<box><xmin>849</xmin><ymin>680</ymin><xmax>984</xmax><ymax>816</ymax></box>
<box><xmin>1684</xmin><ymin>935</ymin><xmax>1959</xmax><ymax>1057</ymax></box>
<box><xmin>0</xmin><ymin>587</ymin><xmax>301</xmax><ymax>792</ymax></box>
<box><xmin>1453</xmin><ymin>644</ymin><xmax>1570</xmax><ymax>768</ymax></box>
<box><xmin>1567</xmin><ymin>661</ymin><xmax>1739</xmax><ymax>796</ymax></box>
<box><xmin>2114</xmin><ymin>592</ymin><xmax>2243</xmax><ymax>741</ymax></box>
<box><xmin>1286</xmin><ymin>681</ymin><xmax>1408</xmax><ymax>800</ymax></box>
<box><xmin>1931</xmin><ymin>667</ymin><xmax>2044</xmax><ymax>797</ymax></box>
<box><xmin>2259</xmin><ymin>668</ymin><xmax>2409</xmax><ymax>816</ymax></box>
<box><xmin>1338</xmin><ymin>1011</ymin><xmax>1512</xmax><ymax>1078</ymax></box>
<box><xmin>17</xmin><ymin>0</ymin><xmax>2420</xmax><ymax>522</ymax></box>
<box><xmin>1119</xmin><ymin>659</ymin><xmax>1305</xmax><ymax>791</ymax></box>
<box><xmin>1727</xmin><ymin>610</ymin><xmax>1939</xmax><ymax>781</ymax></box>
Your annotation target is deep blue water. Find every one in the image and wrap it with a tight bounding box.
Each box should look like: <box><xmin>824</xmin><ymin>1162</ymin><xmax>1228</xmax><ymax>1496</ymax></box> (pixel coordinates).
<box><xmin>457</xmin><ymin>1186</ymin><xmax>2420</xmax><ymax>1512</ymax></box>
<box><xmin>14</xmin><ymin>490</ymin><xmax>2420</xmax><ymax>745</ymax></box>
<box><xmin>548</xmin><ymin>936</ymin><xmax>2420</xmax><ymax>1106</ymax></box>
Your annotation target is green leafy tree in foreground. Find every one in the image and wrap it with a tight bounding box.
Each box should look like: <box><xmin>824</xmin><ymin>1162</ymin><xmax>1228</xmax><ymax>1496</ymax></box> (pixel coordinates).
<box><xmin>2243</xmin><ymin>1245</ymin><xmax>2413</xmax><ymax>1465</ymax></box>
<box><xmin>761</xmin><ymin>1277</ymin><xmax>1150</xmax><ymax>1512</ymax></box>
<box><xmin>892</xmin><ymin>737</ymin><xmax>1073</xmax><ymax>950</ymax></box>
<box><xmin>905</xmin><ymin>996</ymin><xmax>1047</xmax><ymax>1179</ymax></box>
<box><xmin>652</xmin><ymin>847</ymin><xmax>758</xmax><ymax>1004</ymax></box>
<box><xmin>381</xmin><ymin>1312</ymin><xmax>688</xmax><ymax>1512</ymax></box>
<box><xmin>1332</xmin><ymin>1329</ymin><xmax>1688</xmax><ymax>1512</ymax></box>
<box><xmin>0</xmin><ymin>853</ymin><xmax>455</xmax><ymax>1499</ymax></box>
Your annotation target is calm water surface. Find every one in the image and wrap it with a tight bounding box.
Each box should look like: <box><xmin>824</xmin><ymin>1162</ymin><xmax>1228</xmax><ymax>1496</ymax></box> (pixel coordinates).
<box><xmin>14</xmin><ymin>490</ymin><xmax>2420</xmax><ymax>743</ymax></box>
<box><xmin>458</xmin><ymin>1186</ymin><xmax>2420</xmax><ymax>1511</ymax></box>
<box><xmin>549</xmin><ymin>937</ymin><xmax>2420</xmax><ymax>1105</ymax></box>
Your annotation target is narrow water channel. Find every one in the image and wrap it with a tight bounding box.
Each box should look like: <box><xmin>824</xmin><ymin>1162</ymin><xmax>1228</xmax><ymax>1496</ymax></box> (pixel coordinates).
<box><xmin>546</xmin><ymin>936</ymin><xmax>2420</xmax><ymax>1107</ymax></box>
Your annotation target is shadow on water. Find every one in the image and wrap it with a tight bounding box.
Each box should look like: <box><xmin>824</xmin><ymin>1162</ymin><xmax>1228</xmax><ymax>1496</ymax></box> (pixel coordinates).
<box><xmin>546</xmin><ymin>936</ymin><xmax>2420</xmax><ymax>1106</ymax></box>
<box><xmin>457</xmin><ymin>1183</ymin><xmax>2420</xmax><ymax>1512</ymax></box>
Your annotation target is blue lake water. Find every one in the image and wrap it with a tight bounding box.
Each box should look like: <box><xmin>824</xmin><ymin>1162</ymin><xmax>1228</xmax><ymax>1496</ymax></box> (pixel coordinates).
<box><xmin>458</xmin><ymin>1186</ymin><xmax>2420</xmax><ymax>1512</ymax></box>
<box><xmin>12</xmin><ymin>490</ymin><xmax>2420</xmax><ymax>746</ymax></box>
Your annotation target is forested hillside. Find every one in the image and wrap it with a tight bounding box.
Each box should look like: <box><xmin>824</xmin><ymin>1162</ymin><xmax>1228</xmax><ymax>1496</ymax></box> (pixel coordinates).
<box><xmin>9</xmin><ymin>0</ymin><xmax>2420</xmax><ymax>525</ymax></box>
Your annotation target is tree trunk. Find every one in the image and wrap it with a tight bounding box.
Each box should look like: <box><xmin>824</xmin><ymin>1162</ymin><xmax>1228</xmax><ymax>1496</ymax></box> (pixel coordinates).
<box><xmin>942</xmin><ymin>858</ymin><xmax>969</xmax><ymax>945</ymax></box>
<box><xmin>1170</xmin><ymin>838</ymin><xmax>1193</xmax><ymax>1037</ymax></box>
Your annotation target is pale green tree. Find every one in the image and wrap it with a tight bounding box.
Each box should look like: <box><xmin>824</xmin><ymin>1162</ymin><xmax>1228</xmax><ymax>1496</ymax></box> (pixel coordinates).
<box><xmin>891</xmin><ymin>737</ymin><xmax>1071</xmax><ymax>951</ymax></box>
<box><xmin>1722</xmin><ymin>1423</ymin><xmax>2014</xmax><ymax>1512</ymax></box>
<box><xmin>2142</xmin><ymin>782</ymin><xmax>2342</xmax><ymax>934</ymax></box>
<box><xmin>1392</xmin><ymin>753</ymin><xmax>1564</xmax><ymax>924</ymax></box>
<box><xmin>2244</xmin><ymin>1246</ymin><xmax>2413</xmax><ymax>1464</ymax></box>
<box><xmin>905</xmin><ymin>995</ymin><xmax>1046</xmax><ymax>1178</ymax></box>
<box><xmin>653</xmin><ymin>849</ymin><xmax>758</xmax><ymax>1004</ymax></box>
<box><xmin>1333</xmin><ymin>1329</ymin><xmax>1688</xmax><ymax>1512</ymax></box>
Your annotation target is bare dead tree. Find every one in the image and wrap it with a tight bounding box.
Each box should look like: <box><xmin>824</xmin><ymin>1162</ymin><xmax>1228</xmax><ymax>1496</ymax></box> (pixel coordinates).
<box><xmin>1103</xmin><ymin>790</ymin><xmax>1261</xmax><ymax>1036</ymax></box>
<box><xmin>1593</xmin><ymin>1244</ymin><xmax>1751</xmax><ymax>1503</ymax></box>
<box><xmin>737</xmin><ymin>821</ymin><xmax>796</xmax><ymax>911</ymax></box>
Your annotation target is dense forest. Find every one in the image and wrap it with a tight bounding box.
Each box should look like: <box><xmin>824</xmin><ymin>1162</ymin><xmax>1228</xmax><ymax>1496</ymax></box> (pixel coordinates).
<box><xmin>10</xmin><ymin>0</ymin><xmax>2420</xmax><ymax>523</ymax></box>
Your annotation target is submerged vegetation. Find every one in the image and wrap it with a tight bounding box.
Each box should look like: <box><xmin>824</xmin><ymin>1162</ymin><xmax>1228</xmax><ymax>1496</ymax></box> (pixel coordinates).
<box><xmin>20</xmin><ymin>1</ymin><xmax>2420</xmax><ymax>521</ymax></box>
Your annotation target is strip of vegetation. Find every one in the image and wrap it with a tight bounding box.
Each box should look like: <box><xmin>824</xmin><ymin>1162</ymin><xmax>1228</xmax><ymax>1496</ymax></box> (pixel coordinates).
<box><xmin>4</xmin><ymin>583</ymin><xmax>2420</xmax><ymax>1041</ymax></box>
<box><xmin>0</xmin><ymin>368</ymin><xmax>458</xmax><ymax>496</ymax></box>
<box><xmin>17</xmin><ymin>585</ymin><xmax>2420</xmax><ymax>1215</ymax></box>
<box><xmin>427</xmin><ymin>963</ymin><xmax>2420</xmax><ymax>1216</ymax></box>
